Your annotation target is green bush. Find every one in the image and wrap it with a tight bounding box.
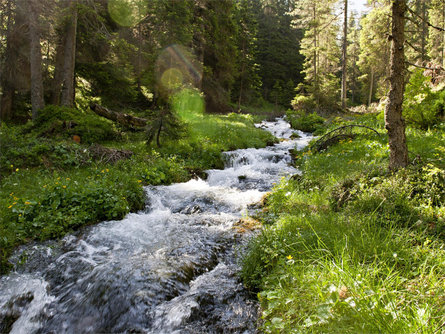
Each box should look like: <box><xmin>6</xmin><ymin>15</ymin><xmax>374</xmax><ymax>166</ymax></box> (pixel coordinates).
<box><xmin>291</xmin><ymin>94</ymin><xmax>316</xmax><ymax>113</ymax></box>
<box><xmin>2</xmin><ymin>174</ymin><xmax>144</xmax><ymax>241</ymax></box>
<box><xmin>286</xmin><ymin>109</ymin><xmax>326</xmax><ymax>133</ymax></box>
<box><xmin>34</xmin><ymin>105</ymin><xmax>119</xmax><ymax>144</ymax></box>
<box><xmin>0</xmin><ymin>124</ymin><xmax>92</xmax><ymax>173</ymax></box>
<box><xmin>403</xmin><ymin>69</ymin><xmax>445</xmax><ymax>129</ymax></box>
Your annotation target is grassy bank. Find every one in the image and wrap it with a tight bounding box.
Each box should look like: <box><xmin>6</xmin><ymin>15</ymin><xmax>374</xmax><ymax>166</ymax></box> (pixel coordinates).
<box><xmin>241</xmin><ymin>113</ymin><xmax>445</xmax><ymax>333</ymax></box>
<box><xmin>0</xmin><ymin>107</ymin><xmax>276</xmax><ymax>274</ymax></box>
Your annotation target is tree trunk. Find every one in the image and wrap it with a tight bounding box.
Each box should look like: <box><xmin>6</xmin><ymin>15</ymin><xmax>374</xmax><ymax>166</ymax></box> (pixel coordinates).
<box><xmin>313</xmin><ymin>2</ymin><xmax>318</xmax><ymax>102</ymax></box>
<box><xmin>51</xmin><ymin>33</ymin><xmax>66</xmax><ymax>105</ymax></box>
<box><xmin>60</xmin><ymin>0</ymin><xmax>78</xmax><ymax>107</ymax></box>
<box><xmin>368</xmin><ymin>67</ymin><xmax>374</xmax><ymax>106</ymax></box>
<box><xmin>0</xmin><ymin>0</ymin><xmax>14</xmax><ymax>121</ymax></box>
<box><xmin>28</xmin><ymin>0</ymin><xmax>45</xmax><ymax>120</ymax></box>
<box><xmin>420</xmin><ymin>0</ymin><xmax>427</xmax><ymax>63</ymax></box>
<box><xmin>238</xmin><ymin>39</ymin><xmax>246</xmax><ymax>110</ymax></box>
<box><xmin>341</xmin><ymin>0</ymin><xmax>348</xmax><ymax>109</ymax></box>
<box><xmin>385</xmin><ymin>0</ymin><xmax>408</xmax><ymax>170</ymax></box>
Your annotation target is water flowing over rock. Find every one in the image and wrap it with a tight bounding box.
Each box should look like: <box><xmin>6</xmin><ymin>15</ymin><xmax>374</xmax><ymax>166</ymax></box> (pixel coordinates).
<box><xmin>0</xmin><ymin>118</ymin><xmax>312</xmax><ymax>333</ymax></box>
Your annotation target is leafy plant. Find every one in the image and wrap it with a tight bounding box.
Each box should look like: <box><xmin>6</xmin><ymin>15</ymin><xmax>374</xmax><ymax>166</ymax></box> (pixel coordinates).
<box><xmin>403</xmin><ymin>69</ymin><xmax>445</xmax><ymax>129</ymax></box>
<box><xmin>286</xmin><ymin>109</ymin><xmax>326</xmax><ymax>133</ymax></box>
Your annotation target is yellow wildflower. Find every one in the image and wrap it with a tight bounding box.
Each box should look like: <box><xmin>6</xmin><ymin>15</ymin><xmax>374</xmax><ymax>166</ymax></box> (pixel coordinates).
<box><xmin>62</xmin><ymin>185</ymin><xmax>67</xmax><ymax>189</ymax></box>
<box><xmin>8</xmin><ymin>205</ymin><xmax>12</xmax><ymax>209</ymax></box>
<box><xmin>287</xmin><ymin>255</ymin><xmax>293</xmax><ymax>260</ymax></box>
<box><xmin>137</xmin><ymin>180</ymin><xmax>142</xmax><ymax>183</ymax></box>
<box><xmin>106</xmin><ymin>169</ymin><xmax>109</xmax><ymax>172</ymax></box>
<box><xmin>15</xmin><ymin>168</ymin><xmax>19</xmax><ymax>172</ymax></box>
<box><xmin>25</xmin><ymin>201</ymin><xmax>30</xmax><ymax>205</ymax></box>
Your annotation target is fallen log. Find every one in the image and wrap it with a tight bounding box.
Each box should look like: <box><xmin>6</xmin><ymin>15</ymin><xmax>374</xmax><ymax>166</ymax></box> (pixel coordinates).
<box><xmin>90</xmin><ymin>103</ymin><xmax>147</xmax><ymax>127</ymax></box>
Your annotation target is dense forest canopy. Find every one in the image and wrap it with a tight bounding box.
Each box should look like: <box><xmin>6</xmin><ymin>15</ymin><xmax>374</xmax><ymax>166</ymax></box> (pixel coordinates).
<box><xmin>0</xmin><ymin>0</ymin><xmax>444</xmax><ymax>121</ymax></box>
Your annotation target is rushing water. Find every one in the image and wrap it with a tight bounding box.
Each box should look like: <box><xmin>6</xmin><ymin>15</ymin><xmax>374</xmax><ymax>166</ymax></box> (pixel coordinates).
<box><xmin>0</xmin><ymin>118</ymin><xmax>312</xmax><ymax>334</ymax></box>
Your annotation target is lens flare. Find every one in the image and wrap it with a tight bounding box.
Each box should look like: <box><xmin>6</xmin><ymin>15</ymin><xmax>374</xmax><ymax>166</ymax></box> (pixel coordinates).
<box><xmin>155</xmin><ymin>44</ymin><xmax>203</xmax><ymax>96</ymax></box>
<box><xmin>172</xmin><ymin>89</ymin><xmax>204</xmax><ymax>117</ymax></box>
<box><xmin>160</xmin><ymin>68</ymin><xmax>183</xmax><ymax>90</ymax></box>
<box><xmin>108</xmin><ymin>0</ymin><xmax>147</xmax><ymax>27</ymax></box>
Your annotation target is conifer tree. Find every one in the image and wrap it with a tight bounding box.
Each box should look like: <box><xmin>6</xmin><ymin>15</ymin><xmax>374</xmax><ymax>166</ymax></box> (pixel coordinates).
<box><xmin>292</xmin><ymin>0</ymin><xmax>340</xmax><ymax>108</ymax></box>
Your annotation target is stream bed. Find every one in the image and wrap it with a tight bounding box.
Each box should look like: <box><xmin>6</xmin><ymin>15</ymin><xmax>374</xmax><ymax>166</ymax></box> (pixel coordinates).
<box><xmin>0</xmin><ymin>118</ymin><xmax>312</xmax><ymax>334</ymax></box>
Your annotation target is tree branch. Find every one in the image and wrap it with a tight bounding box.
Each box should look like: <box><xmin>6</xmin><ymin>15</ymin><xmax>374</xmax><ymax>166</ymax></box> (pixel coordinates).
<box><xmin>407</xmin><ymin>6</ymin><xmax>445</xmax><ymax>32</ymax></box>
<box><xmin>405</xmin><ymin>61</ymin><xmax>444</xmax><ymax>71</ymax></box>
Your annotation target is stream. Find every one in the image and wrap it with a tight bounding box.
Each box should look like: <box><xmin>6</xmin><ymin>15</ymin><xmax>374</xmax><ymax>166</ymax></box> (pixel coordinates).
<box><xmin>0</xmin><ymin>118</ymin><xmax>312</xmax><ymax>334</ymax></box>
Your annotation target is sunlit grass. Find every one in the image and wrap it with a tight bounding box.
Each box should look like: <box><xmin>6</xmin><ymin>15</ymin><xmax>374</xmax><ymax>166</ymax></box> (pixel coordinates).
<box><xmin>241</xmin><ymin>113</ymin><xmax>445</xmax><ymax>333</ymax></box>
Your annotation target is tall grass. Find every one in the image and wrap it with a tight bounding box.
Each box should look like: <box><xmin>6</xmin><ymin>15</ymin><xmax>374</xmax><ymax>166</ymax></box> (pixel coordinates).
<box><xmin>241</xmin><ymin>114</ymin><xmax>445</xmax><ymax>333</ymax></box>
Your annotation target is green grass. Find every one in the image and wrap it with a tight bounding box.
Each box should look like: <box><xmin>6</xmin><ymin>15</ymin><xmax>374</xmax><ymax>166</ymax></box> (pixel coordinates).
<box><xmin>0</xmin><ymin>107</ymin><xmax>276</xmax><ymax>274</ymax></box>
<box><xmin>241</xmin><ymin>114</ymin><xmax>445</xmax><ymax>333</ymax></box>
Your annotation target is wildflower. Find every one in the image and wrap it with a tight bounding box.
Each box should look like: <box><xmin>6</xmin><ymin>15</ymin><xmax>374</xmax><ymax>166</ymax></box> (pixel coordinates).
<box><xmin>66</xmin><ymin>178</ymin><xmax>70</xmax><ymax>181</ymax></box>
<box><xmin>138</xmin><ymin>180</ymin><xmax>142</xmax><ymax>183</ymax></box>
<box><xmin>10</xmin><ymin>164</ymin><xmax>13</xmax><ymax>168</ymax></box>
<box><xmin>8</xmin><ymin>205</ymin><xmax>12</xmax><ymax>209</ymax></box>
<box><xmin>106</xmin><ymin>169</ymin><xmax>109</xmax><ymax>172</ymax></box>
<box><xmin>15</xmin><ymin>168</ymin><xmax>19</xmax><ymax>172</ymax></box>
<box><xmin>25</xmin><ymin>201</ymin><xmax>30</xmax><ymax>205</ymax></box>
<box><xmin>62</xmin><ymin>185</ymin><xmax>67</xmax><ymax>189</ymax></box>
<box><xmin>287</xmin><ymin>255</ymin><xmax>293</xmax><ymax>260</ymax></box>
<box><xmin>101</xmin><ymin>170</ymin><xmax>105</xmax><ymax>173</ymax></box>
<box><xmin>43</xmin><ymin>185</ymin><xmax>47</xmax><ymax>188</ymax></box>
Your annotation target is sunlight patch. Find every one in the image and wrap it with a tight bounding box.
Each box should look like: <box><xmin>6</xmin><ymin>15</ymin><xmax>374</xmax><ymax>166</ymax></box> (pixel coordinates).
<box><xmin>108</xmin><ymin>0</ymin><xmax>147</xmax><ymax>27</ymax></box>
<box><xmin>155</xmin><ymin>44</ymin><xmax>202</xmax><ymax>98</ymax></box>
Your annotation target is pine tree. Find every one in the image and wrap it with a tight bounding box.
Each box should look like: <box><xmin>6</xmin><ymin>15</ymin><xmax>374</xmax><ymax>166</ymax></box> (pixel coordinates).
<box><xmin>346</xmin><ymin>12</ymin><xmax>362</xmax><ymax>105</ymax></box>
<box><xmin>292</xmin><ymin>0</ymin><xmax>340</xmax><ymax>108</ymax></box>
<box><xmin>358</xmin><ymin>0</ymin><xmax>391</xmax><ymax>105</ymax></box>
<box><xmin>257</xmin><ymin>0</ymin><xmax>304</xmax><ymax>106</ymax></box>
<box><xmin>427</xmin><ymin>0</ymin><xmax>445</xmax><ymax>66</ymax></box>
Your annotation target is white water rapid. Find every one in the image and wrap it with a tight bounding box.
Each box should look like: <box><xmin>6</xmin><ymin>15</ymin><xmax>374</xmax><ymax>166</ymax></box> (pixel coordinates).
<box><xmin>0</xmin><ymin>118</ymin><xmax>312</xmax><ymax>334</ymax></box>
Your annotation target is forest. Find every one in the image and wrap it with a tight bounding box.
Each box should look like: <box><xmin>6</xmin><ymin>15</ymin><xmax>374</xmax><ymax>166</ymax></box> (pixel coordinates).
<box><xmin>0</xmin><ymin>0</ymin><xmax>445</xmax><ymax>332</ymax></box>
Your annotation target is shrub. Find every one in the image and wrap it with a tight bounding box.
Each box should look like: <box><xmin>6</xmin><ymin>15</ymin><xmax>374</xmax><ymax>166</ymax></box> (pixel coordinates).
<box><xmin>403</xmin><ymin>69</ymin><xmax>444</xmax><ymax>129</ymax></box>
<box><xmin>286</xmin><ymin>109</ymin><xmax>326</xmax><ymax>133</ymax></box>
<box><xmin>0</xmin><ymin>124</ymin><xmax>92</xmax><ymax>173</ymax></box>
<box><xmin>291</xmin><ymin>94</ymin><xmax>316</xmax><ymax>113</ymax></box>
<box><xmin>34</xmin><ymin>105</ymin><xmax>119</xmax><ymax>144</ymax></box>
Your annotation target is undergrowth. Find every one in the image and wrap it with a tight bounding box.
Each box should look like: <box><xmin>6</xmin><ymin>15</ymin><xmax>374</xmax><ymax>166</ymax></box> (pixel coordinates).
<box><xmin>241</xmin><ymin>113</ymin><xmax>445</xmax><ymax>333</ymax></box>
<box><xmin>0</xmin><ymin>106</ymin><xmax>275</xmax><ymax>274</ymax></box>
